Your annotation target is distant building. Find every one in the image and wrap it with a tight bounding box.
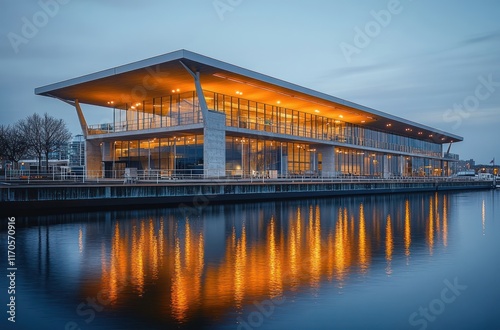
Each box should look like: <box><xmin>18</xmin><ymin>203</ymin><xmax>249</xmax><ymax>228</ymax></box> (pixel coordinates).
<box><xmin>48</xmin><ymin>147</ymin><xmax>68</xmax><ymax>161</ymax></box>
<box><xmin>68</xmin><ymin>135</ymin><xmax>85</xmax><ymax>167</ymax></box>
<box><xmin>18</xmin><ymin>159</ymin><xmax>68</xmax><ymax>172</ymax></box>
<box><xmin>457</xmin><ymin>159</ymin><xmax>476</xmax><ymax>172</ymax></box>
<box><xmin>35</xmin><ymin>50</ymin><xmax>462</xmax><ymax>178</ymax></box>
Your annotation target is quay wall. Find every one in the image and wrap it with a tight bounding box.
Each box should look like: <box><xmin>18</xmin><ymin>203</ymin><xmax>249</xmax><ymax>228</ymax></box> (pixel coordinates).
<box><xmin>0</xmin><ymin>179</ymin><xmax>493</xmax><ymax>214</ymax></box>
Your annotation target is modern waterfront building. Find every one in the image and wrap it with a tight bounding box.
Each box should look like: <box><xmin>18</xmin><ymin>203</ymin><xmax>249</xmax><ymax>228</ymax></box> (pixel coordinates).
<box><xmin>35</xmin><ymin>50</ymin><xmax>462</xmax><ymax>179</ymax></box>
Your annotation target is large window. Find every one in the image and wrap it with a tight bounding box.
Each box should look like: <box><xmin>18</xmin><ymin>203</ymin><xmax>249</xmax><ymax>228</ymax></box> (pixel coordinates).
<box><xmin>226</xmin><ymin>137</ymin><xmax>318</xmax><ymax>177</ymax></box>
<box><xmin>205</xmin><ymin>90</ymin><xmax>442</xmax><ymax>158</ymax></box>
<box><xmin>111</xmin><ymin>135</ymin><xmax>203</xmax><ymax>174</ymax></box>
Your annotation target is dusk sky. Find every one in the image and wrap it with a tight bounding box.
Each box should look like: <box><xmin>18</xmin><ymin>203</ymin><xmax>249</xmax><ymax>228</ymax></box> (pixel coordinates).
<box><xmin>1</xmin><ymin>0</ymin><xmax>499</xmax><ymax>164</ymax></box>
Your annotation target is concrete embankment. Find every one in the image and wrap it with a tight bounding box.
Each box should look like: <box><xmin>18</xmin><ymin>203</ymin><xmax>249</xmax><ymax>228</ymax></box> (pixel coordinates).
<box><xmin>0</xmin><ymin>179</ymin><xmax>493</xmax><ymax>215</ymax></box>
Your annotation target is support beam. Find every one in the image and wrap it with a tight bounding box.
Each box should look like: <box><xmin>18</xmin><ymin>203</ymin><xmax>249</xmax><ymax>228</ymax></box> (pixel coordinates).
<box><xmin>74</xmin><ymin>100</ymin><xmax>88</xmax><ymax>138</ymax></box>
<box><xmin>179</xmin><ymin>61</ymin><xmax>209</xmax><ymax>122</ymax></box>
<box><xmin>53</xmin><ymin>96</ymin><xmax>89</xmax><ymax>138</ymax></box>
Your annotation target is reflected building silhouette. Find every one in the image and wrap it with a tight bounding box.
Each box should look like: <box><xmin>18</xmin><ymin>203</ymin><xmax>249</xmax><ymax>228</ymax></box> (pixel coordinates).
<box><xmin>22</xmin><ymin>193</ymin><xmax>453</xmax><ymax>325</ymax></box>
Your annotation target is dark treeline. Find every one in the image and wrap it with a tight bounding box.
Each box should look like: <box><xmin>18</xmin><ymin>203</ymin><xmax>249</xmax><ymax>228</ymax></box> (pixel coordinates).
<box><xmin>0</xmin><ymin>113</ymin><xmax>71</xmax><ymax>172</ymax></box>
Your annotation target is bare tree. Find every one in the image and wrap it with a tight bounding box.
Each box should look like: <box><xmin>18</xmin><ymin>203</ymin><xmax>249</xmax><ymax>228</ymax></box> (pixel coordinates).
<box><xmin>19</xmin><ymin>113</ymin><xmax>72</xmax><ymax>172</ymax></box>
<box><xmin>0</xmin><ymin>125</ymin><xmax>6</xmax><ymax>159</ymax></box>
<box><xmin>0</xmin><ymin>124</ymin><xmax>29</xmax><ymax>169</ymax></box>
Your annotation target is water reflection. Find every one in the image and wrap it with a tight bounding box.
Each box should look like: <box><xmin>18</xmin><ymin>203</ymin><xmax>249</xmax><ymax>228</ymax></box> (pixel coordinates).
<box><xmin>385</xmin><ymin>215</ymin><xmax>393</xmax><ymax>275</ymax></box>
<box><xmin>20</xmin><ymin>193</ymin><xmax>454</xmax><ymax>327</ymax></box>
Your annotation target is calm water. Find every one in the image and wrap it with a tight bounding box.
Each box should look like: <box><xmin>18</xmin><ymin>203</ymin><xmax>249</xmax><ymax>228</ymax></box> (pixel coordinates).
<box><xmin>1</xmin><ymin>190</ymin><xmax>499</xmax><ymax>330</ymax></box>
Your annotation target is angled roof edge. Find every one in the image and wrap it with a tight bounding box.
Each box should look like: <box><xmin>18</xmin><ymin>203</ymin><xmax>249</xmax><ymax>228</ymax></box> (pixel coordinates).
<box><xmin>34</xmin><ymin>49</ymin><xmax>463</xmax><ymax>142</ymax></box>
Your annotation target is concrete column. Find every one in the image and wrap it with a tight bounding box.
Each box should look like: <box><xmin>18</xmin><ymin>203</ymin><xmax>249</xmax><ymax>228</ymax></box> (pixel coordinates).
<box><xmin>400</xmin><ymin>156</ymin><xmax>405</xmax><ymax>176</ymax></box>
<box><xmin>316</xmin><ymin>145</ymin><xmax>335</xmax><ymax>177</ymax></box>
<box><xmin>383</xmin><ymin>155</ymin><xmax>391</xmax><ymax>179</ymax></box>
<box><xmin>204</xmin><ymin>111</ymin><xmax>226</xmax><ymax>178</ymax></box>
<box><xmin>102</xmin><ymin>141</ymin><xmax>113</xmax><ymax>162</ymax></box>
<box><xmin>86</xmin><ymin>140</ymin><xmax>102</xmax><ymax>178</ymax></box>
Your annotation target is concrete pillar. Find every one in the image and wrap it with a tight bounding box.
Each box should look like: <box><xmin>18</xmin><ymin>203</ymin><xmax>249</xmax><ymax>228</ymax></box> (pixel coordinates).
<box><xmin>316</xmin><ymin>145</ymin><xmax>335</xmax><ymax>177</ymax></box>
<box><xmin>86</xmin><ymin>140</ymin><xmax>102</xmax><ymax>178</ymax></box>
<box><xmin>204</xmin><ymin>111</ymin><xmax>226</xmax><ymax>178</ymax></box>
<box><xmin>383</xmin><ymin>155</ymin><xmax>391</xmax><ymax>179</ymax></box>
<box><xmin>102</xmin><ymin>141</ymin><xmax>113</xmax><ymax>162</ymax></box>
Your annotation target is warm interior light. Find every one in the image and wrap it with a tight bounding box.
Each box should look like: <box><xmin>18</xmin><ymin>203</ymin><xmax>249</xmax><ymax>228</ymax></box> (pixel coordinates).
<box><xmin>386</xmin><ymin>123</ymin><xmax>392</xmax><ymax>127</ymax></box>
<box><xmin>339</xmin><ymin>115</ymin><xmax>344</xmax><ymax>118</ymax></box>
<box><xmin>361</xmin><ymin>120</ymin><xmax>366</xmax><ymax>123</ymax></box>
<box><xmin>315</xmin><ymin>109</ymin><xmax>320</xmax><ymax>113</ymax></box>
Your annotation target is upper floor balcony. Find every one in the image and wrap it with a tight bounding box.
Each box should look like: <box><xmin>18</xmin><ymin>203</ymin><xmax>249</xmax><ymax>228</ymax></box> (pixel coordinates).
<box><xmin>88</xmin><ymin>112</ymin><xmax>202</xmax><ymax>135</ymax></box>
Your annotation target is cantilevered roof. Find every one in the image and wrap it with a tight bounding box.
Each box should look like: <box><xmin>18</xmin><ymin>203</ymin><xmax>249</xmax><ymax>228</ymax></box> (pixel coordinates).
<box><xmin>35</xmin><ymin>49</ymin><xmax>462</xmax><ymax>144</ymax></box>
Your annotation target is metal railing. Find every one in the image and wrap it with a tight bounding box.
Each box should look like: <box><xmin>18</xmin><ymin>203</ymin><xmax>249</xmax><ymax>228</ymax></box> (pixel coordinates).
<box><xmin>88</xmin><ymin>112</ymin><xmax>202</xmax><ymax>135</ymax></box>
<box><xmin>2</xmin><ymin>169</ymin><xmax>489</xmax><ymax>185</ymax></box>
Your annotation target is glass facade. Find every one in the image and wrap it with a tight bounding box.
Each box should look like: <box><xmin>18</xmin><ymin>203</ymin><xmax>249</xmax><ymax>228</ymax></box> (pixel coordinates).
<box><xmin>204</xmin><ymin>90</ymin><xmax>442</xmax><ymax>158</ymax></box>
<box><xmin>223</xmin><ymin>138</ymin><xmax>445</xmax><ymax>178</ymax></box>
<box><xmin>89</xmin><ymin>91</ymin><xmax>202</xmax><ymax>134</ymax></box>
<box><xmin>107</xmin><ymin>135</ymin><xmax>203</xmax><ymax>176</ymax></box>
<box><xmin>89</xmin><ymin>89</ymin><xmax>451</xmax><ymax>177</ymax></box>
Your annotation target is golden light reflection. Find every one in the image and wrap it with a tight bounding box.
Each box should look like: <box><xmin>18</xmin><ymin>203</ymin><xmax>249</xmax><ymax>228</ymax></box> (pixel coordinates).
<box><xmin>92</xmin><ymin>195</ymin><xmax>452</xmax><ymax>324</ymax></box>
<box><xmin>170</xmin><ymin>220</ymin><xmax>205</xmax><ymax>322</ymax></box>
<box><xmin>149</xmin><ymin>219</ymin><xmax>159</xmax><ymax>280</ymax></box>
<box><xmin>435</xmin><ymin>193</ymin><xmax>441</xmax><ymax>239</ymax></box>
<box><xmin>171</xmin><ymin>236</ymin><xmax>188</xmax><ymax>322</ymax></box>
<box><xmin>268</xmin><ymin>216</ymin><xmax>283</xmax><ymax>297</ymax></box>
<box><xmin>385</xmin><ymin>215</ymin><xmax>393</xmax><ymax>275</ymax></box>
<box><xmin>309</xmin><ymin>206</ymin><xmax>322</xmax><ymax>289</ymax></box>
<box><xmin>234</xmin><ymin>224</ymin><xmax>247</xmax><ymax>306</ymax></box>
<box><xmin>131</xmin><ymin>222</ymin><xmax>145</xmax><ymax>296</ymax></box>
<box><xmin>288</xmin><ymin>218</ymin><xmax>299</xmax><ymax>288</ymax></box>
<box><xmin>443</xmin><ymin>195</ymin><xmax>448</xmax><ymax>247</ymax></box>
<box><xmin>334</xmin><ymin>208</ymin><xmax>347</xmax><ymax>283</ymax></box>
<box><xmin>358</xmin><ymin>204</ymin><xmax>369</xmax><ymax>273</ymax></box>
<box><xmin>428</xmin><ymin>197</ymin><xmax>435</xmax><ymax>256</ymax></box>
<box><xmin>404</xmin><ymin>200</ymin><xmax>411</xmax><ymax>259</ymax></box>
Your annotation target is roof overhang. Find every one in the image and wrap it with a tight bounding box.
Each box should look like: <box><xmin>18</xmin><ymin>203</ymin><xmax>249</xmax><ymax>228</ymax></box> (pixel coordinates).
<box><xmin>35</xmin><ymin>49</ymin><xmax>462</xmax><ymax>144</ymax></box>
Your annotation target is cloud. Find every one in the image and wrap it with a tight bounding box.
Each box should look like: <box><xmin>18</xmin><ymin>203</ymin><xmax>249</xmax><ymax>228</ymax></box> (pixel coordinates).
<box><xmin>460</xmin><ymin>30</ymin><xmax>500</xmax><ymax>46</ymax></box>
